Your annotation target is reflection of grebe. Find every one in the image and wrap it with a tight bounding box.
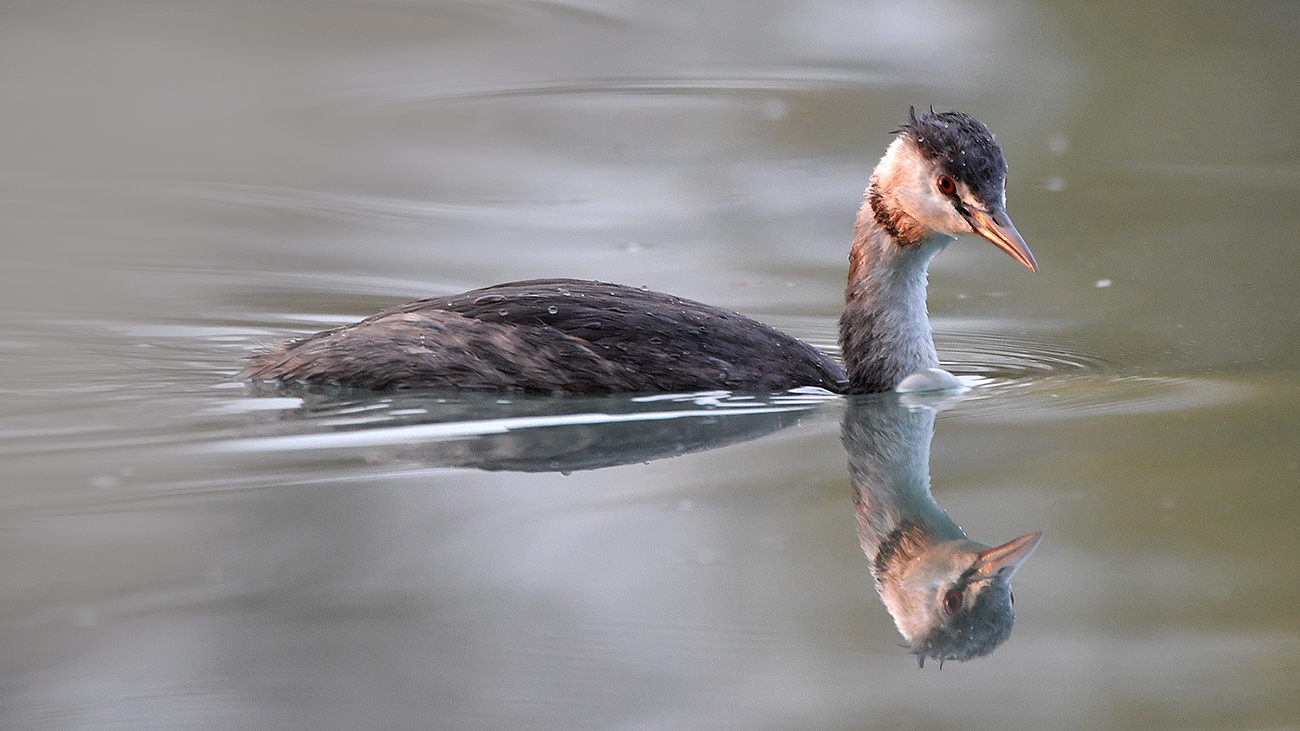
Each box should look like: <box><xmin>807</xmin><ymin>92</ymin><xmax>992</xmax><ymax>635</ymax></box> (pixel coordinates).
<box><xmin>844</xmin><ymin>397</ymin><xmax>1040</xmax><ymax>667</ymax></box>
<box><xmin>242</xmin><ymin>109</ymin><xmax>1034</xmax><ymax>394</ymax></box>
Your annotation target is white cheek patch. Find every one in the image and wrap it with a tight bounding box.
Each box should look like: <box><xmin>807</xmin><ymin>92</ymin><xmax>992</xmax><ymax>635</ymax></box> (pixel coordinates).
<box><xmin>874</xmin><ymin>137</ymin><xmax>984</xmax><ymax>238</ymax></box>
<box><xmin>887</xmin><ymin>148</ymin><xmax>946</xmax><ymax>217</ymax></box>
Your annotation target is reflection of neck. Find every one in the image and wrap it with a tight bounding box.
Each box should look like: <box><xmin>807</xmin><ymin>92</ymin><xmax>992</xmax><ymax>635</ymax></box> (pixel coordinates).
<box><xmin>839</xmin><ymin>180</ymin><xmax>948</xmax><ymax>394</ymax></box>
<box><xmin>844</xmin><ymin>399</ymin><xmax>965</xmax><ymax>582</ymax></box>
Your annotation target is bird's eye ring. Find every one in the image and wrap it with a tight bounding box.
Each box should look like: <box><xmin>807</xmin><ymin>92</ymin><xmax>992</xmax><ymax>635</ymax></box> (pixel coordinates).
<box><xmin>937</xmin><ymin>175</ymin><xmax>956</xmax><ymax>195</ymax></box>
<box><xmin>942</xmin><ymin>588</ymin><xmax>962</xmax><ymax>615</ymax></box>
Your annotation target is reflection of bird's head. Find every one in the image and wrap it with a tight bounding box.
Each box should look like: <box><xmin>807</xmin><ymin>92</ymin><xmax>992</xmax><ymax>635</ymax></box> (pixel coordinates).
<box><xmin>874</xmin><ymin>528</ymin><xmax>1041</xmax><ymax>668</ymax></box>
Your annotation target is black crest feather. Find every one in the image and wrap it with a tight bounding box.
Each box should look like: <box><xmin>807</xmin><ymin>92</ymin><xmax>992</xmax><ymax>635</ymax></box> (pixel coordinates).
<box><xmin>899</xmin><ymin>107</ymin><xmax>1007</xmax><ymax>207</ymax></box>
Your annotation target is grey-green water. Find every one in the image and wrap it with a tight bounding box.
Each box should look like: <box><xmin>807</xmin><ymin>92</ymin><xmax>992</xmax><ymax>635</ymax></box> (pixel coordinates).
<box><xmin>2</xmin><ymin>2</ymin><xmax>1298</xmax><ymax>729</ymax></box>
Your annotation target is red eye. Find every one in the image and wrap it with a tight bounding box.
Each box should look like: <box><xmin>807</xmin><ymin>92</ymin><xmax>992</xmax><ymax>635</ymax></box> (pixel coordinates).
<box><xmin>943</xmin><ymin>589</ymin><xmax>962</xmax><ymax>615</ymax></box>
<box><xmin>937</xmin><ymin>175</ymin><xmax>956</xmax><ymax>195</ymax></box>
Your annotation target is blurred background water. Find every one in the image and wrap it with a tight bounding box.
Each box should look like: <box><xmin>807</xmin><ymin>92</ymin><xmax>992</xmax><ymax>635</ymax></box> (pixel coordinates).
<box><xmin>2</xmin><ymin>1</ymin><xmax>1298</xmax><ymax>729</ymax></box>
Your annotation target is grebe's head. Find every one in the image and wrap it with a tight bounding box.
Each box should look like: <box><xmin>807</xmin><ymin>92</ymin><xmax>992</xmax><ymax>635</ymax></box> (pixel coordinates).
<box><xmin>871</xmin><ymin>108</ymin><xmax>1036</xmax><ymax>272</ymax></box>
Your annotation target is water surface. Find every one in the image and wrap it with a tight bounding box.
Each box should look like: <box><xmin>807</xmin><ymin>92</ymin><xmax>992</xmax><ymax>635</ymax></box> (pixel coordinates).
<box><xmin>2</xmin><ymin>1</ymin><xmax>1298</xmax><ymax>729</ymax></box>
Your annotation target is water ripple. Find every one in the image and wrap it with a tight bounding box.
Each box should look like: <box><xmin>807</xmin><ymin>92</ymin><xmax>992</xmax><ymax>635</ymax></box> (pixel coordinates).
<box><xmin>937</xmin><ymin>328</ymin><xmax>1116</xmax><ymax>382</ymax></box>
<box><xmin>207</xmin><ymin>388</ymin><xmax>842</xmax><ymax>472</ymax></box>
<box><xmin>956</xmin><ymin>373</ymin><xmax>1253</xmax><ymax>424</ymax></box>
<box><xmin>929</xmin><ymin>325</ymin><xmax>1253</xmax><ymax>420</ymax></box>
<box><xmin>337</xmin><ymin>71</ymin><xmax>894</xmax><ymax>107</ymax></box>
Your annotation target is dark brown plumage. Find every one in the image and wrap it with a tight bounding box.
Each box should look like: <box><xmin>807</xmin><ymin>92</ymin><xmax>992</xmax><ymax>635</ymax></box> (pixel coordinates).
<box><xmin>242</xmin><ymin>279</ymin><xmax>847</xmax><ymax>394</ymax></box>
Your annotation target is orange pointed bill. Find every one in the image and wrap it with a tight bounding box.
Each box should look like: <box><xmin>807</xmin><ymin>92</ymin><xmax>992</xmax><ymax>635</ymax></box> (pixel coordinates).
<box><xmin>973</xmin><ymin>531</ymin><xmax>1042</xmax><ymax>579</ymax></box>
<box><xmin>968</xmin><ymin>208</ymin><xmax>1037</xmax><ymax>272</ymax></box>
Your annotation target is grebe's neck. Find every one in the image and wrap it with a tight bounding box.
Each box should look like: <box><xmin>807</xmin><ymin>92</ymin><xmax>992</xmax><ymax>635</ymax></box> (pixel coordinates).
<box><xmin>846</xmin><ymin>400</ymin><xmax>966</xmax><ymax>557</ymax></box>
<box><xmin>839</xmin><ymin>173</ymin><xmax>951</xmax><ymax>394</ymax></box>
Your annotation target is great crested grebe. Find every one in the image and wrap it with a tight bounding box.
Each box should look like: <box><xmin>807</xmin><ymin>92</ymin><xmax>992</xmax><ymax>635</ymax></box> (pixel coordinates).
<box><xmin>242</xmin><ymin>109</ymin><xmax>1035</xmax><ymax>394</ymax></box>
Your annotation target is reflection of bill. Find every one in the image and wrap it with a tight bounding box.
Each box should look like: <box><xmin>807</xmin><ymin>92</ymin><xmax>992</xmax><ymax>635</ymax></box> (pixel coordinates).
<box><xmin>844</xmin><ymin>396</ymin><xmax>1040</xmax><ymax>667</ymax></box>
